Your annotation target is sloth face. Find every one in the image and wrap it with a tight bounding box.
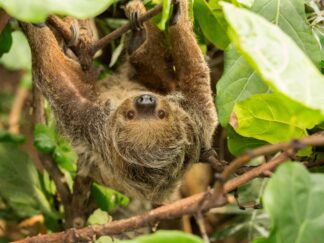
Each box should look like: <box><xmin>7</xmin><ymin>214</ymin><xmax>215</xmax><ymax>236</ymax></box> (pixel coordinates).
<box><xmin>109</xmin><ymin>93</ymin><xmax>199</xmax><ymax>201</ymax></box>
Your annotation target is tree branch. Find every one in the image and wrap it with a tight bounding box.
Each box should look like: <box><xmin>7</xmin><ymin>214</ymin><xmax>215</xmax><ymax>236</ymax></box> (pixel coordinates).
<box><xmin>14</xmin><ymin>134</ymin><xmax>324</xmax><ymax>243</ymax></box>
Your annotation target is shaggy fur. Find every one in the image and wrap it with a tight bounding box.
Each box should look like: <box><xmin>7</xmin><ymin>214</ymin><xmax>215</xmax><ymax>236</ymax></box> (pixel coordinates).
<box><xmin>21</xmin><ymin>0</ymin><xmax>218</xmax><ymax>204</ymax></box>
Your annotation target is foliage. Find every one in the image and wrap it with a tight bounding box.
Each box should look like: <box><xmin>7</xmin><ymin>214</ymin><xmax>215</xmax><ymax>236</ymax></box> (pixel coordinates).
<box><xmin>120</xmin><ymin>230</ymin><xmax>204</xmax><ymax>243</ymax></box>
<box><xmin>1</xmin><ymin>0</ymin><xmax>324</xmax><ymax>241</ymax></box>
<box><xmin>0</xmin><ymin>25</ymin><xmax>12</xmax><ymax>58</ymax></box>
<box><xmin>255</xmin><ymin>162</ymin><xmax>324</xmax><ymax>242</ymax></box>
<box><xmin>0</xmin><ymin>143</ymin><xmax>58</xmax><ymax>219</ymax></box>
<box><xmin>95</xmin><ymin>231</ymin><xmax>204</xmax><ymax>243</ymax></box>
<box><xmin>0</xmin><ymin>0</ymin><xmax>115</xmax><ymax>22</ymax></box>
<box><xmin>91</xmin><ymin>183</ymin><xmax>129</xmax><ymax>212</ymax></box>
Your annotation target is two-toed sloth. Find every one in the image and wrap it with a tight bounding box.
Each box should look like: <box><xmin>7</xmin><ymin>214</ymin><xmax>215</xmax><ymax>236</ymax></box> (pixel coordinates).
<box><xmin>21</xmin><ymin>0</ymin><xmax>218</xmax><ymax>203</ymax></box>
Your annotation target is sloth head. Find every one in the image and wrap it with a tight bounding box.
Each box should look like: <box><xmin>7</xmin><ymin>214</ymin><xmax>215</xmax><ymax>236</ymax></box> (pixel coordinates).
<box><xmin>109</xmin><ymin>93</ymin><xmax>199</xmax><ymax>202</ymax></box>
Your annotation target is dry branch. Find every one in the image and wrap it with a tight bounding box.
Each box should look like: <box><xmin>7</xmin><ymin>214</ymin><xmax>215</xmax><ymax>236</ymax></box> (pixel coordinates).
<box><xmin>14</xmin><ymin>134</ymin><xmax>324</xmax><ymax>243</ymax></box>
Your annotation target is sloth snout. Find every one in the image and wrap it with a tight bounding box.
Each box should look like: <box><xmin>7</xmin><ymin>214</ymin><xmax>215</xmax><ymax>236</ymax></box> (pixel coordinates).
<box><xmin>135</xmin><ymin>94</ymin><xmax>156</xmax><ymax>114</ymax></box>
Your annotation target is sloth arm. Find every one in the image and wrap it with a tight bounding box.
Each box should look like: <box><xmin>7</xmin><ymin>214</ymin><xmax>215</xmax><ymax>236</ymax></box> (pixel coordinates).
<box><xmin>21</xmin><ymin>23</ymin><xmax>107</xmax><ymax>140</ymax></box>
<box><xmin>126</xmin><ymin>0</ymin><xmax>176</xmax><ymax>93</ymax></box>
<box><xmin>169</xmin><ymin>0</ymin><xmax>218</xmax><ymax>149</ymax></box>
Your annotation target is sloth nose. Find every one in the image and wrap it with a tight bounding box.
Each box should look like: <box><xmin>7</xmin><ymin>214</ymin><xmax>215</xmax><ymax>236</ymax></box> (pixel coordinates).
<box><xmin>135</xmin><ymin>94</ymin><xmax>156</xmax><ymax>113</ymax></box>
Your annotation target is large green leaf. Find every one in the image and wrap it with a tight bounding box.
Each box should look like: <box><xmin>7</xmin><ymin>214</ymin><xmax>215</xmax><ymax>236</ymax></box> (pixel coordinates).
<box><xmin>216</xmin><ymin>46</ymin><xmax>269</xmax><ymax>126</ymax></box>
<box><xmin>231</xmin><ymin>93</ymin><xmax>324</xmax><ymax>143</ymax></box>
<box><xmin>254</xmin><ymin>162</ymin><xmax>324</xmax><ymax>243</ymax></box>
<box><xmin>0</xmin><ymin>0</ymin><xmax>115</xmax><ymax>23</ymax></box>
<box><xmin>216</xmin><ymin>0</ymin><xmax>321</xmax><ymax>126</ymax></box>
<box><xmin>222</xmin><ymin>3</ymin><xmax>324</xmax><ymax>113</ymax></box>
<box><xmin>120</xmin><ymin>230</ymin><xmax>203</xmax><ymax>243</ymax></box>
<box><xmin>194</xmin><ymin>0</ymin><xmax>229</xmax><ymax>50</ymax></box>
<box><xmin>0</xmin><ymin>143</ymin><xmax>57</xmax><ymax>218</ymax></box>
<box><xmin>0</xmin><ymin>30</ymin><xmax>31</xmax><ymax>71</ymax></box>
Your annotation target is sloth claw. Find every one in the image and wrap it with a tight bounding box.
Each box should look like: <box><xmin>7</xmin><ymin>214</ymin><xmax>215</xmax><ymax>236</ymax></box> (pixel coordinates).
<box><xmin>130</xmin><ymin>11</ymin><xmax>144</xmax><ymax>31</ymax></box>
<box><xmin>170</xmin><ymin>0</ymin><xmax>180</xmax><ymax>26</ymax></box>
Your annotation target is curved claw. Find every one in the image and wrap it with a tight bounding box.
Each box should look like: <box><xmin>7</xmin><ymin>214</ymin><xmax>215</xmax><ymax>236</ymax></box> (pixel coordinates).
<box><xmin>170</xmin><ymin>0</ymin><xmax>180</xmax><ymax>26</ymax></box>
<box><xmin>130</xmin><ymin>11</ymin><xmax>144</xmax><ymax>31</ymax></box>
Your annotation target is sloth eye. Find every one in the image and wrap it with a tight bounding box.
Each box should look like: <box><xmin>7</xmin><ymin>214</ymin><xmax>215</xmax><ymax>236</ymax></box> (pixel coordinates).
<box><xmin>158</xmin><ymin>110</ymin><xmax>166</xmax><ymax>119</ymax></box>
<box><xmin>126</xmin><ymin>110</ymin><xmax>135</xmax><ymax>120</ymax></box>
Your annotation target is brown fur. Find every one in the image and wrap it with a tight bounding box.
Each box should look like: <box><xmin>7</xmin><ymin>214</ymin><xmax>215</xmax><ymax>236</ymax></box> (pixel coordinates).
<box><xmin>21</xmin><ymin>0</ymin><xmax>217</xmax><ymax>204</ymax></box>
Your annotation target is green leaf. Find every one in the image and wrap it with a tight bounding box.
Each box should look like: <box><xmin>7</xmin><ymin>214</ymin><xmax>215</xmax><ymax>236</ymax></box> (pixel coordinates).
<box><xmin>157</xmin><ymin>0</ymin><xmax>171</xmax><ymax>30</ymax></box>
<box><xmin>53</xmin><ymin>138</ymin><xmax>77</xmax><ymax>173</ymax></box>
<box><xmin>0</xmin><ymin>0</ymin><xmax>115</xmax><ymax>23</ymax></box>
<box><xmin>231</xmin><ymin>93</ymin><xmax>324</xmax><ymax>143</ymax></box>
<box><xmin>251</xmin><ymin>0</ymin><xmax>320</xmax><ymax>66</ymax></box>
<box><xmin>254</xmin><ymin>162</ymin><xmax>324</xmax><ymax>243</ymax></box>
<box><xmin>0</xmin><ymin>24</ymin><xmax>13</xmax><ymax>57</ymax></box>
<box><xmin>237</xmin><ymin>0</ymin><xmax>254</xmax><ymax>8</ymax></box>
<box><xmin>216</xmin><ymin>0</ymin><xmax>321</xmax><ymax>126</ymax></box>
<box><xmin>87</xmin><ymin>208</ymin><xmax>110</xmax><ymax>225</ymax></box>
<box><xmin>194</xmin><ymin>0</ymin><xmax>229</xmax><ymax>50</ymax></box>
<box><xmin>0</xmin><ymin>30</ymin><xmax>31</xmax><ymax>70</ymax></box>
<box><xmin>34</xmin><ymin>124</ymin><xmax>56</xmax><ymax>153</ymax></box>
<box><xmin>120</xmin><ymin>230</ymin><xmax>203</xmax><ymax>243</ymax></box>
<box><xmin>226</xmin><ymin>127</ymin><xmax>268</xmax><ymax>156</ymax></box>
<box><xmin>222</xmin><ymin>3</ymin><xmax>324</xmax><ymax>114</ymax></box>
<box><xmin>0</xmin><ymin>143</ymin><xmax>58</xmax><ymax>218</ymax></box>
<box><xmin>0</xmin><ymin>130</ymin><xmax>25</xmax><ymax>144</ymax></box>
<box><xmin>216</xmin><ymin>46</ymin><xmax>269</xmax><ymax>126</ymax></box>
<box><xmin>53</xmin><ymin>136</ymin><xmax>77</xmax><ymax>173</ymax></box>
<box><xmin>91</xmin><ymin>183</ymin><xmax>129</xmax><ymax>212</ymax></box>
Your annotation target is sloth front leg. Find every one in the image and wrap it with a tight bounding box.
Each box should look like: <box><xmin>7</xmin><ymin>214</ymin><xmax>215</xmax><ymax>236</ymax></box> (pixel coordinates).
<box><xmin>21</xmin><ymin>23</ymin><xmax>105</xmax><ymax>140</ymax></box>
<box><xmin>126</xmin><ymin>0</ymin><xmax>176</xmax><ymax>93</ymax></box>
<box><xmin>169</xmin><ymin>0</ymin><xmax>218</xmax><ymax>150</ymax></box>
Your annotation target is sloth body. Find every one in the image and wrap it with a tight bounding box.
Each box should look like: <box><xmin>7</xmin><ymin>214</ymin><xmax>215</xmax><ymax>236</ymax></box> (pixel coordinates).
<box><xmin>22</xmin><ymin>0</ymin><xmax>217</xmax><ymax>203</ymax></box>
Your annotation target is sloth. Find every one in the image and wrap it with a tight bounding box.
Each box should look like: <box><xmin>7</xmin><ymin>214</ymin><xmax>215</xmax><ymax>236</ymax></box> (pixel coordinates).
<box><xmin>21</xmin><ymin>0</ymin><xmax>217</xmax><ymax>208</ymax></box>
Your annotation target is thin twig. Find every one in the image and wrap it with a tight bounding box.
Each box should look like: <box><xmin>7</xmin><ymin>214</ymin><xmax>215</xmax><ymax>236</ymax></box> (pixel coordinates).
<box><xmin>221</xmin><ymin>134</ymin><xmax>324</xmax><ymax>180</ymax></box>
<box><xmin>91</xmin><ymin>4</ymin><xmax>163</xmax><ymax>54</ymax></box>
<box><xmin>195</xmin><ymin>212</ymin><xmax>209</xmax><ymax>243</ymax></box>
<box><xmin>14</xmin><ymin>134</ymin><xmax>324</xmax><ymax>243</ymax></box>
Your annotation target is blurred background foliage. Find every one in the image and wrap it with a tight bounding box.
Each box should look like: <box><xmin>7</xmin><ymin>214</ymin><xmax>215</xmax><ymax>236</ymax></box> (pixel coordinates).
<box><xmin>1</xmin><ymin>0</ymin><xmax>324</xmax><ymax>242</ymax></box>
